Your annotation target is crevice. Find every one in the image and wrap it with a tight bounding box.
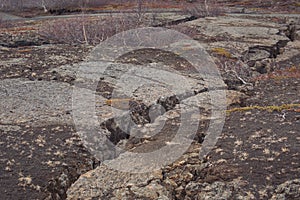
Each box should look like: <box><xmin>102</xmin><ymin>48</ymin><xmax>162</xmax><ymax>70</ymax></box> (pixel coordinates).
<box><xmin>243</xmin><ymin>39</ymin><xmax>290</xmax><ymax>74</ymax></box>
<box><xmin>244</xmin><ymin>39</ymin><xmax>289</xmax><ymax>61</ymax></box>
<box><xmin>285</xmin><ymin>20</ymin><xmax>298</xmax><ymax>41</ymax></box>
<box><xmin>100</xmin><ymin>87</ymin><xmax>211</xmax><ymax>148</ymax></box>
<box><xmin>0</xmin><ymin>39</ymin><xmax>49</xmax><ymax>48</ymax></box>
<box><xmin>153</xmin><ymin>15</ymin><xmax>198</xmax><ymax>27</ymax></box>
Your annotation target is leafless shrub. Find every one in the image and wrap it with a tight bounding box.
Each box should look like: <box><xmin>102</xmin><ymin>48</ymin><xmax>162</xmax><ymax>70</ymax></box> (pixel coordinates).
<box><xmin>130</xmin><ymin>0</ymin><xmax>159</xmax><ymax>25</ymax></box>
<box><xmin>213</xmin><ymin>54</ymin><xmax>253</xmax><ymax>85</ymax></box>
<box><xmin>224</xmin><ymin>60</ymin><xmax>252</xmax><ymax>82</ymax></box>
<box><xmin>38</xmin><ymin>14</ymin><xmax>143</xmax><ymax>45</ymax></box>
<box><xmin>183</xmin><ymin>0</ymin><xmax>224</xmax><ymax>18</ymax></box>
<box><xmin>38</xmin><ymin>0</ymin><xmax>160</xmax><ymax>45</ymax></box>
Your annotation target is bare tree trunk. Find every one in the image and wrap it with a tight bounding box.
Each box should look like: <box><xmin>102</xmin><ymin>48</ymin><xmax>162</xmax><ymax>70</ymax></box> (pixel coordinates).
<box><xmin>81</xmin><ymin>8</ymin><xmax>88</xmax><ymax>45</ymax></box>
<box><xmin>137</xmin><ymin>0</ymin><xmax>143</xmax><ymax>21</ymax></box>
<box><xmin>82</xmin><ymin>22</ymin><xmax>88</xmax><ymax>45</ymax></box>
<box><xmin>41</xmin><ymin>0</ymin><xmax>48</xmax><ymax>13</ymax></box>
<box><xmin>204</xmin><ymin>0</ymin><xmax>209</xmax><ymax>16</ymax></box>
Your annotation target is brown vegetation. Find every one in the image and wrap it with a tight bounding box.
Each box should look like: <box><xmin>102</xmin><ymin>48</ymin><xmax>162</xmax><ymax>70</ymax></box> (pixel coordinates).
<box><xmin>253</xmin><ymin>65</ymin><xmax>300</xmax><ymax>81</ymax></box>
<box><xmin>38</xmin><ymin>14</ymin><xmax>144</xmax><ymax>45</ymax></box>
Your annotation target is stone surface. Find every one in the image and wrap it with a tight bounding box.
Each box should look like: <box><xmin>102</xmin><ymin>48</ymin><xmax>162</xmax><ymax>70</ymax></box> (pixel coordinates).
<box><xmin>1</xmin><ymin>9</ymin><xmax>299</xmax><ymax>200</ymax></box>
<box><xmin>0</xmin><ymin>79</ymin><xmax>73</xmax><ymax>126</ymax></box>
<box><xmin>295</xmin><ymin>30</ymin><xmax>300</xmax><ymax>41</ymax></box>
<box><xmin>66</xmin><ymin>14</ymin><xmax>300</xmax><ymax>200</ymax></box>
<box><xmin>66</xmin><ymin>164</ymin><xmax>169</xmax><ymax>200</ymax></box>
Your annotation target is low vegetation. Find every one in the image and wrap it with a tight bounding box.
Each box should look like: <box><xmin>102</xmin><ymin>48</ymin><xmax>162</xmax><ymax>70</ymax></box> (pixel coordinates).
<box><xmin>253</xmin><ymin>65</ymin><xmax>300</xmax><ymax>81</ymax></box>
<box><xmin>227</xmin><ymin>104</ymin><xmax>300</xmax><ymax>114</ymax></box>
<box><xmin>211</xmin><ymin>47</ymin><xmax>233</xmax><ymax>58</ymax></box>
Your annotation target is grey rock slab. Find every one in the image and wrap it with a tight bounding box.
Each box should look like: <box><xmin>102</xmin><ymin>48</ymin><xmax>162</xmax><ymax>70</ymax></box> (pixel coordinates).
<box><xmin>181</xmin><ymin>89</ymin><xmax>233</xmax><ymax>112</ymax></box>
<box><xmin>0</xmin><ymin>79</ymin><xmax>73</xmax><ymax>126</ymax></box>
<box><xmin>295</xmin><ymin>30</ymin><xmax>300</xmax><ymax>41</ymax></box>
<box><xmin>186</xmin><ymin>16</ymin><xmax>288</xmax><ymax>45</ymax></box>
<box><xmin>112</xmin><ymin>64</ymin><xmax>207</xmax><ymax>105</ymax></box>
<box><xmin>66</xmin><ymin>164</ymin><xmax>169</xmax><ymax>200</ymax></box>
<box><xmin>272</xmin><ymin>41</ymin><xmax>300</xmax><ymax>63</ymax></box>
<box><xmin>54</xmin><ymin>61</ymin><xmax>217</xmax><ymax>106</ymax></box>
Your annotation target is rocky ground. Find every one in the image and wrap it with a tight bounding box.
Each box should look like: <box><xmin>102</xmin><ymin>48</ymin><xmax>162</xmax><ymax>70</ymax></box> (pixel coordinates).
<box><xmin>0</xmin><ymin>5</ymin><xmax>300</xmax><ymax>200</ymax></box>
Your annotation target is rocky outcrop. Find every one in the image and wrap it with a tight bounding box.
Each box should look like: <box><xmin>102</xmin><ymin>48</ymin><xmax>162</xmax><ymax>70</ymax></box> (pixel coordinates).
<box><xmin>67</xmin><ymin>165</ymin><xmax>170</xmax><ymax>200</ymax></box>
<box><xmin>1</xmin><ymin>11</ymin><xmax>299</xmax><ymax>200</ymax></box>
<box><xmin>66</xmin><ymin>14</ymin><xmax>300</xmax><ymax>200</ymax></box>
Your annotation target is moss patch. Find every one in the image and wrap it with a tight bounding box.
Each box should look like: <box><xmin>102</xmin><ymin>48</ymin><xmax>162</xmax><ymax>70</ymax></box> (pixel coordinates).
<box><xmin>211</xmin><ymin>47</ymin><xmax>233</xmax><ymax>58</ymax></box>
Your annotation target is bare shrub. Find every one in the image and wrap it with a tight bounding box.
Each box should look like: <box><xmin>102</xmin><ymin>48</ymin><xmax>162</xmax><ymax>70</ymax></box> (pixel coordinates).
<box><xmin>183</xmin><ymin>0</ymin><xmax>224</xmax><ymax>18</ymax></box>
<box><xmin>213</xmin><ymin>54</ymin><xmax>253</xmax><ymax>85</ymax></box>
<box><xmin>38</xmin><ymin>0</ymin><xmax>160</xmax><ymax>45</ymax></box>
<box><xmin>38</xmin><ymin>14</ymin><xmax>143</xmax><ymax>45</ymax></box>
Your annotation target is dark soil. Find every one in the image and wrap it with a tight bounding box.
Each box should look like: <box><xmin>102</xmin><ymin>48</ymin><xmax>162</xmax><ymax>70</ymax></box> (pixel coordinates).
<box><xmin>202</xmin><ymin>77</ymin><xmax>300</xmax><ymax>199</ymax></box>
<box><xmin>0</xmin><ymin>124</ymin><xmax>98</xmax><ymax>200</ymax></box>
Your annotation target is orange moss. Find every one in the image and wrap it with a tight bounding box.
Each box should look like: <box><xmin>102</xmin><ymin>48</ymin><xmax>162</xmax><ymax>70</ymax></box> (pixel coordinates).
<box><xmin>105</xmin><ymin>98</ymin><xmax>134</xmax><ymax>110</ymax></box>
<box><xmin>211</xmin><ymin>47</ymin><xmax>233</xmax><ymax>58</ymax></box>
<box><xmin>105</xmin><ymin>98</ymin><xmax>132</xmax><ymax>105</ymax></box>
<box><xmin>17</xmin><ymin>48</ymin><xmax>32</xmax><ymax>53</ymax></box>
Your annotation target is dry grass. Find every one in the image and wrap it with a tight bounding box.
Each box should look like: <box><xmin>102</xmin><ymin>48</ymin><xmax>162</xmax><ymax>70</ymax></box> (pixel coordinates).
<box><xmin>38</xmin><ymin>15</ymin><xmax>143</xmax><ymax>45</ymax></box>
<box><xmin>17</xmin><ymin>48</ymin><xmax>33</xmax><ymax>53</ymax></box>
<box><xmin>253</xmin><ymin>66</ymin><xmax>300</xmax><ymax>81</ymax></box>
<box><xmin>227</xmin><ymin>104</ymin><xmax>300</xmax><ymax>114</ymax></box>
<box><xmin>211</xmin><ymin>47</ymin><xmax>233</xmax><ymax>58</ymax></box>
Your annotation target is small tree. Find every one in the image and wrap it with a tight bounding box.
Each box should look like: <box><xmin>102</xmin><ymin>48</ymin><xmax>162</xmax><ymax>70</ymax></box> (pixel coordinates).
<box><xmin>40</xmin><ymin>0</ymin><xmax>49</xmax><ymax>12</ymax></box>
<box><xmin>204</xmin><ymin>0</ymin><xmax>209</xmax><ymax>16</ymax></box>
